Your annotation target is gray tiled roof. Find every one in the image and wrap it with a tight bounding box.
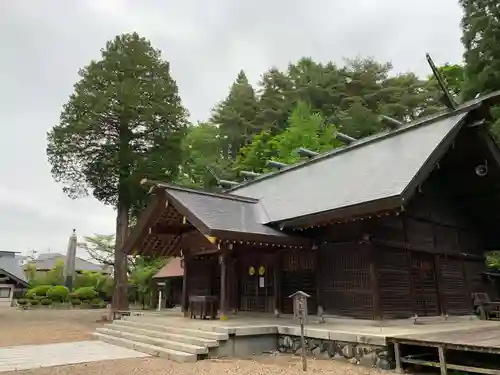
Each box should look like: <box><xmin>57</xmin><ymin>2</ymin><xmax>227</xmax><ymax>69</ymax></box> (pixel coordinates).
<box><xmin>0</xmin><ymin>251</ymin><xmax>28</xmax><ymax>286</ymax></box>
<box><xmin>229</xmin><ymin>111</ymin><xmax>468</xmax><ymax>224</ymax></box>
<box><xmin>28</xmin><ymin>254</ymin><xmax>110</xmax><ymax>273</ymax></box>
<box><xmin>160</xmin><ymin>185</ymin><xmax>300</xmax><ymax>243</ymax></box>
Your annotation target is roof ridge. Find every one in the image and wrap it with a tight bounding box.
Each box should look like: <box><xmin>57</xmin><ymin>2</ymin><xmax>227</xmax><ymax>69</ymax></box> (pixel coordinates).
<box><xmin>156</xmin><ymin>182</ymin><xmax>259</xmax><ymax>203</ymax></box>
<box><xmin>226</xmin><ymin>99</ymin><xmax>485</xmax><ymax>193</ymax></box>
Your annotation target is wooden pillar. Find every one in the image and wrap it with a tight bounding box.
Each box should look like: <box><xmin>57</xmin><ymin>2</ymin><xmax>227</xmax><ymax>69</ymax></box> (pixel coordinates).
<box><xmin>394</xmin><ymin>342</ymin><xmax>403</xmax><ymax>374</ymax></box>
<box><xmin>369</xmin><ymin>244</ymin><xmax>382</xmax><ymax>320</ymax></box>
<box><xmin>434</xmin><ymin>254</ymin><xmax>446</xmax><ymax>317</ymax></box>
<box><xmin>315</xmin><ymin>245</ymin><xmax>324</xmax><ymax>322</ymax></box>
<box><xmin>438</xmin><ymin>346</ymin><xmax>447</xmax><ymax>375</ymax></box>
<box><xmin>402</xmin><ymin>216</ymin><xmax>417</xmax><ymax>317</ymax></box>
<box><xmin>219</xmin><ymin>243</ymin><xmax>230</xmax><ymax>320</ymax></box>
<box><xmin>273</xmin><ymin>252</ymin><xmax>281</xmax><ymax>317</ymax></box>
<box><xmin>181</xmin><ymin>254</ymin><xmax>189</xmax><ymax>317</ymax></box>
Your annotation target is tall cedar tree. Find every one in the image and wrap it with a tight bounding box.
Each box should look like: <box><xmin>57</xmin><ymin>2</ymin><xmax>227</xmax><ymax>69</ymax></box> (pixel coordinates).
<box><xmin>46</xmin><ymin>33</ymin><xmax>188</xmax><ymax>309</ymax></box>
<box><xmin>210</xmin><ymin>70</ymin><xmax>258</xmax><ymax>159</ymax></box>
<box><xmin>460</xmin><ymin>0</ymin><xmax>500</xmax><ymax>136</ymax></box>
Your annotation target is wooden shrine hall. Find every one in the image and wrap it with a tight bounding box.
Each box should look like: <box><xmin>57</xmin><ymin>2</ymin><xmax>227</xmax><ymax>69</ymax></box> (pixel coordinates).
<box><xmin>122</xmin><ymin>91</ymin><xmax>500</xmax><ymax>322</ymax></box>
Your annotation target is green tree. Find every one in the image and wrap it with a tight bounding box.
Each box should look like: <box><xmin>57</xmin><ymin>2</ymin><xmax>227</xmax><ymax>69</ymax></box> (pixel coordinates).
<box><xmin>254</xmin><ymin>68</ymin><xmax>293</xmax><ymax>133</ymax></box>
<box><xmin>236</xmin><ymin>102</ymin><xmax>341</xmax><ymax>173</ymax></box>
<box><xmin>176</xmin><ymin>122</ymin><xmax>231</xmax><ymax>190</ymax></box>
<box><xmin>46</xmin><ymin>32</ymin><xmax>188</xmax><ymax>310</ymax></box>
<box><xmin>460</xmin><ymin>0</ymin><xmax>500</xmax><ymax>137</ymax></box>
<box><xmin>43</xmin><ymin>259</ymin><xmax>65</xmax><ymax>286</ymax></box>
<box><xmin>129</xmin><ymin>257</ymin><xmax>166</xmax><ymax>309</ymax></box>
<box><xmin>210</xmin><ymin>70</ymin><xmax>258</xmax><ymax>159</ymax></box>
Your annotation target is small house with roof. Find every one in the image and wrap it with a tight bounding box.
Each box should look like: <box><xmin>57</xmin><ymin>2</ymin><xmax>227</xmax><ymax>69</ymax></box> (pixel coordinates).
<box><xmin>25</xmin><ymin>253</ymin><xmax>111</xmax><ymax>278</ymax></box>
<box><xmin>120</xmin><ymin>91</ymin><xmax>500</xmax><ymax>321</ymax></box>
<box><xmin>0</xmin><ymin>251</ymin><xmax>28</xmax><ymax>307</ymax></box>
<box><xmin>153</xmin><ymin>257</ymin><xmax>184</xmax><ymax>308</ymax></box>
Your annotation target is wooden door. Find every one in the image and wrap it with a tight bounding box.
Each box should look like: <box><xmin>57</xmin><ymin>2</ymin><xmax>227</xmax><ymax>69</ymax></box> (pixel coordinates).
<box><xmin>280</xmin><ymin>250</ymin><xmax>317</xmax><ymax>315</ymax></box>
<box><xmin>238</xmin><ymin>254</ymin><xmax>274</xmax><ymax>313</ymax></box>
<box><xmin>411</xmin><ymin>252</ymin><xmax>440</xmax><ymax>316</ymax></box>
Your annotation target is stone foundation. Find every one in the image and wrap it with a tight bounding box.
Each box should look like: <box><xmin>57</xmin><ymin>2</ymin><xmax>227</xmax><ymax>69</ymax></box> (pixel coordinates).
<box><xmin>278</xmin><ymin>335</ymin><xmax>394</xmax><ymax>370</ymax></box>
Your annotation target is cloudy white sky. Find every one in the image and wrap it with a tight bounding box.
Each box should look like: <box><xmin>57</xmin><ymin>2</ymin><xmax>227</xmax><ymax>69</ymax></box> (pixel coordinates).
<box><xmin>0</xmin><ymin>0</ymin><xmax>464</xmax><ymax>257</ymax></box>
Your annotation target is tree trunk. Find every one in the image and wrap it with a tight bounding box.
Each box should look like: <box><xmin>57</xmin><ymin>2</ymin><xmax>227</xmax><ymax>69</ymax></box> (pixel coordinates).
<box><xmin>112</xmin><ymin>200</ymin><xmax>129</xmax><ymax>310</ymax></box>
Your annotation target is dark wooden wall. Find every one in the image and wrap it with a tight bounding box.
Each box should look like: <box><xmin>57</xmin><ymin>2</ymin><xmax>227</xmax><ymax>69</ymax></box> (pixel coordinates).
<box><xmin>318</xmin><ymin>243</ymin><xmax>373</xmax><ymax>319</ymax></box>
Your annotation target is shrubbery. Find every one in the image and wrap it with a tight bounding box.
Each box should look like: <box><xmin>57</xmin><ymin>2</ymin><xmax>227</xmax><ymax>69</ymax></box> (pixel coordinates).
<box><xmin>46</xmin><ymin>285</ymin><xmax>69</xmax><ymax>302</ymax></box>
<box><xmin>25</xmin><ymin>285</ymin><xmax>52</xmax><ymax>299</ymax></box>
<box><xmin>41</xmin><ymin>298</ymin><xmax>52</xmax><ymax>306</ymax></box>
<box><xmin>70</xmin><ymin>298</ymin><xmax>81</xmax><ymax>306</ymax></box>
<box><xmin>73</xmin><ymin>287</ymin><xmax>98</xmax><ymax>301</ymax></box>
<box><xmin>91</xmin><ymin>298</ymin><xmax>106</xmax><ymax>309</ymax></box>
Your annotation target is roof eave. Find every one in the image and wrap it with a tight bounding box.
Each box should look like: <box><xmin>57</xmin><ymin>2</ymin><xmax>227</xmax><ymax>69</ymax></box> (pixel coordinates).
<box><xmin>121</xmin><ymin>190</ymin><xmax>168</xmax><ymax>255</ymax></box>
<box><xmin>278</xmin><ymin>195</ymin><xmax>404</xmax><ymax>229</ymax></box>
<box><xmin>0</xmin><ymin>268</ymin><xmax>28</xmax><ymax>287</ymax></box>
<box><xmin>209</xmin><ymin>228</ymin><xmax>311</xmax><ymax>246</ymax></box>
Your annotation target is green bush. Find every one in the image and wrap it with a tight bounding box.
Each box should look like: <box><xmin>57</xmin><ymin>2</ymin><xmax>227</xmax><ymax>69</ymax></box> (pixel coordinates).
<box><xmin>47</xmin><ymin>285</ymin><xmax>69</xmax><ymax>302</ymax></box>
<box><xmin>71</xmin><ymin>298</ymin><xmax>81</xmax><ymax>306</ymax></box>
<box><xmin>41</xmin><ymin>298</ymin><xmax>52</xmax><ymax>306</ymax></box>
<box><xmin>30</xmin><ymin>299</ymin><xmax>40</xmax><ymax>306</ymax></box>
<box><xmin>26</xmin><ymin>285</ymin><xmax>52</xmax><ymax>299</ymax></box>
<box><xmin>73</xmin><ymin>287</ymin><xmax>98</xmax><ymax>301</ymax></box>
<box><xmin>17</xmin><ymin>299</ymin><xmax>29</xmax><ymax>306</ymax></box>
<box><xmin>90</xmin><ymin>298</ymin><xmax>105</xmax><ymax>309</ymax></box>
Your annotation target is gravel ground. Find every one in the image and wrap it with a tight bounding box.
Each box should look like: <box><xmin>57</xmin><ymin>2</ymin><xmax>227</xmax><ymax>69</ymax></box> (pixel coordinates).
<box><xmin>0</xmin><ymin>308</ymin><xmax>106</xmax><ymax>347</ymax></box>
<box><xmin>2</xmin><ymin>356</ymin><xmax>385</xmax><ymax>375</ymax></box>
<box><xmin>0</xmin><ymin>308</ymin><xmax>385</xmax><ymax>375</ymax></box>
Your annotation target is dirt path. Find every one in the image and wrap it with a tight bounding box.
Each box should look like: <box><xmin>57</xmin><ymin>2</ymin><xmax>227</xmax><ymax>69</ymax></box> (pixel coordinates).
<box><xmin>2</xmin><ymin>356</ymin><xmax>384</xmax><ymax>375</ymax></box>
<box><xmin>0</xmin><ymin>308</ymin><xmax>106</xmax><ymax>347</ymax></box>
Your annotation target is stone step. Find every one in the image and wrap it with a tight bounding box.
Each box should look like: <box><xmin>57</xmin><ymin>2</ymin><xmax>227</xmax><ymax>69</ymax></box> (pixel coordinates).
<box><xmin>105</xmin><ymin>323</ymin><xmax>219</xmax><ymax>348</ymax></box>
<box><xmin>114</xmin><ymin>319</ymin><xmax>229</xmax><ymax>341</ymax></box>
<box><xmin>93</xmin><ymin>333</ymin><xmax>197</xmax><ymax>363</ymax></box>
<box><xmin>97</xmin><ymin>327</ymin><xmax>208</xmax><ymax>355</ymax></box>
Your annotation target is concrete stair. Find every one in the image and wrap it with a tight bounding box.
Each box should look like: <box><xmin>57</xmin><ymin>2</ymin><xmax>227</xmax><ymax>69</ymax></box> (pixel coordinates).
<box><xmin>93</xmin><ymin>318</ymin><xmax>228</xmax><ymax>363</ymax></box>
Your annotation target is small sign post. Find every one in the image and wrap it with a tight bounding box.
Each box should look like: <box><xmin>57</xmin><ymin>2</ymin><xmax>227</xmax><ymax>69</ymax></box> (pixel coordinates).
<box><xmin>157</xmin><ymin>282</ymin><xmax>165</xmax><ymax>311</ymax></box>
<box><xmin>289</xmin><ymin>291</ymin><xmax>311</xmax><ymax>371</ymax></box>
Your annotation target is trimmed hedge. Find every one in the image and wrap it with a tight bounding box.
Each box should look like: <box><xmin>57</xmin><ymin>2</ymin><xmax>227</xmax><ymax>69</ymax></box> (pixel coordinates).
<box><xmin>47</xmin><ymin>286</ymin><xmax>69</xmax><ymax>302</ymax></box>
<box><xmin>41</xmin><ymin>298</ymin><xmax>52</xmax><ymax>306</ymax></box>
<box><xmin>26</xmin><ymin>285</ymin><xmax>52</xmax><ymax>299</ymax></box>
<box><xmin>73</xmin><ymin>287</ymin><xmax>98</xmax><ymax>301</ymax></box>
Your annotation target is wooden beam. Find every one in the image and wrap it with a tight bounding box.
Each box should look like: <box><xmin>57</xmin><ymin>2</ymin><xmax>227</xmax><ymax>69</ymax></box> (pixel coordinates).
<box><xmin>121</xmin><ymin>191</ymin><xmax>167</xmax><ymax>255</ymax></box>
<box><xmin>394</xmin><ymin>342</ymin><xmax>403</xmax><ymax>374</ymax></box>
<box><xmin>434</xmin><ymin>254</ymin><xmax>446</xmax><ymax>317</ymax></box>
<box><xmin>315</xmin><ymin>246</ymin><xmax>324</xmax><ymax>322</ymax></box>
<box><xmin>219</xmin><ymin>244</ymin><xmax>229</xmax><ymax>320</ymax></box>
<box><xmin>181</xmin><ymin>250</ymin><xmax>190</xmax><ymax>317</ymax></box>
<box><xmin>438</xmin><ymin>346</ymin><xmax>447</xmax><ymax>375</ymax></box>
<box><xmin>369</xmin><ymin>244</ymin><xmax>382</xmax><ymax>320</ymax></box>
<box><xmin>273</xmin><ymin>252</ymin><xmax>281</xmax><ymax>317</ymax></box>
<box><xmin>403</xmin><ymin>216</ymin><xmax>417</xmax><ymax>317</ymax></box>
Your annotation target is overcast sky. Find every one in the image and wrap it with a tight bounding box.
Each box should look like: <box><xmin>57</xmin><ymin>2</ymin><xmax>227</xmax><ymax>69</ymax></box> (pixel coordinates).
<box><xmin>0</xmin><ymin>0</ymin><xmax>464</xmax><ymax>258</ymax></box>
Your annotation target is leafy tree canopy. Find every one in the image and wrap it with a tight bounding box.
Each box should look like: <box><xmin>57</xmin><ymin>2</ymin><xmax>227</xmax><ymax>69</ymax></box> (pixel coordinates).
<box><xmin>46</xmin><ymin>32</ymin><xmax>188</xmax><ymax>214</ymax></box>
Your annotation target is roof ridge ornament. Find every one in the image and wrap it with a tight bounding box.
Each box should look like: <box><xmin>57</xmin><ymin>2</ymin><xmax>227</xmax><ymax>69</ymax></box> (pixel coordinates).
<box><xmin>335</xmin><ymin>132</ymin><xmax>357</xmax><ymax>144</ymax></box>
<box><xmin>240</xmin><ymin>170</ymin><xmax>261</xmax><ymax>179</ymax></box>
<box><xmin>296</xmin><ymin>147</ymin><xmax>319</xmax><ymax>158</ymax></box>
<box><xmin>218</xmin><ymin>179</ymin><xmax>239</xmax><ymax>187</ymax></box>
<box><xmin>426</xmin><ymin>53</ymin><xmax>458</xmax><ymax>110</ymax></box>
<box><xmin>267</xmin><ymin>160</ymin><xmax>288</xmax><ymax>169</ymax></box>
<box><xmin>380</xmin><ymin>115</ymin><xmax>404</xmax><ymax>129</ymax></box>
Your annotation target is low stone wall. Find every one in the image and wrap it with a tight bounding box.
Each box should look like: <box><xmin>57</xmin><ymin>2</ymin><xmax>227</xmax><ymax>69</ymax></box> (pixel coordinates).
<box><xmin>278</xmin><ymin>335</ymin><xmax>393</xmax><ymax>370</ymax></box>
<box><xmin>214</xmin><ymin>334</ymin><xmax>279</xmax><ymax>358</ymax></box>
